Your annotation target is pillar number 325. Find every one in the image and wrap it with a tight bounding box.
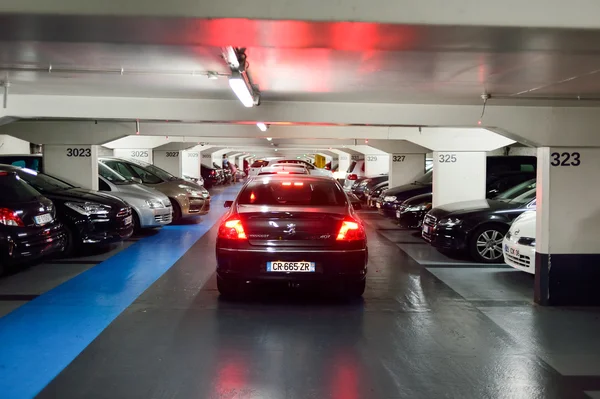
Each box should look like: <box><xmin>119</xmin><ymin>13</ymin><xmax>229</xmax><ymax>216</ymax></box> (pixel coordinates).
<box><xmin>550</xmin><ymin>152</ymin><xmax>581</xmax><ymax>167</ymax></box>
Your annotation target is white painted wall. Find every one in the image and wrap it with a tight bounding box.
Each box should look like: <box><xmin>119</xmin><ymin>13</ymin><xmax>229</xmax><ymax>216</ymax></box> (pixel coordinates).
<box><xmin>536</xmin><ymin>147</ymin><xmax>600</xmax><ymax>254</ymax></box>
<box><xmin>97</xmin><ymin>146</ymin><xmax>114</xmax><ymax>156</ymax></box>
<box><xmin>113</xmin><ymin>148</ymin><xmax>152</xmax><ymax>164</ymax></box>
<box><xmin>43</xmin><ymin>144</ymin><xmax>99</xmax><ymax>190</ymax></box>
<box><xmin>153</xmin><ymin>150</ymin><xmax>182</xmax><ymax>177</ymax></box>
<box><xmin>0</xmin><ymin>135</ymin><xmax>30</xmax><ymax>154</ymax></box>
<box><xmin>389</xmin><ymin>154</ymin><xmax>425</xmax><ymax>187</ymax></box>
<box><xmin>432</xmin><ymin>151</ymin><xmax>486</xmax><ymax>207</ymax></box>
<box><xmin>182</xmin><ymin>150</ymin><xmax>201</xmax><ymax>177</ymax></box>
<box><xmin>364</xmin><ymin>154</ymin><xmax>389</xmax><ymax>176</ymax></box>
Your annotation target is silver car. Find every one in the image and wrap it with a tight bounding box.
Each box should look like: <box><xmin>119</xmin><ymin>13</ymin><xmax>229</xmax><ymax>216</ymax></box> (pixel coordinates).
<box><xmin>98</xmin><ymin>163</ymin><xmax>172</xmax><ymax>229</ymax></box>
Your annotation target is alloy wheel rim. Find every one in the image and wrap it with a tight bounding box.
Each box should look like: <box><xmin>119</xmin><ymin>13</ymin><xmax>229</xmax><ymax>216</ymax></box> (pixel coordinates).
<box><xmin>476</xmin><ymin>230</ymin><xmax>504</xmax><ymax>260</ymax></box>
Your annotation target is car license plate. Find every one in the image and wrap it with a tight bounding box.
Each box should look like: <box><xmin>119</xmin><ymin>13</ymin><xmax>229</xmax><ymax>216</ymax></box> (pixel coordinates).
<box><xmin>267</xmin><ymin>261</ymin><xmax>315</xmax><ymax>272</ymax></box>
<box><xmin>124</xmin><ymin>215</ymin><xmax>133</xmax><ymax>225</ymax></box>
<box><xmin>376</xmin><ymin>202</ymin><xmax>381</xmax><ymax>208</ymax></box>
<box><xmin>34</xmin><ymin>213</ymin><xmax>53</xmax><ymax>225</ymax></box>
<box><xmin>423</xmin><ymin>225</ymin><xmax>431</xmax><ymax>234</ymax></box>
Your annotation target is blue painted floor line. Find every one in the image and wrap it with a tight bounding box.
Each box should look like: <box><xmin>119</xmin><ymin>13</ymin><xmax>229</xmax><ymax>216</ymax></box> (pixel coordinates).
<box><xmin>0</xmin><ymin>185</ymin><xmax>240</xmax><ymax>399</ymax></box>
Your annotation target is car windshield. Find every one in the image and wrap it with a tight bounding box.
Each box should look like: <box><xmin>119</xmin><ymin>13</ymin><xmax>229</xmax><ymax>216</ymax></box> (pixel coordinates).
<box><xmin>508</xmin><ymin>188</ymin><xmax>537</xmax><ymax>205</ymax></box>
<box><xmin>17</xmin><ymin>168</ymin><xmax>75</xmax><ymax>192</ymax></box>
<box><xmin>125</xmin><ymin>158</ymin><xmax>177</xmax><ymax>181</ymax></box>
<box><xmin>238</xmin><ymin>179</ymin><xmax>347</xmax><ymax>206</ymax></box>
<box><xmin>414</xmin><ymin>170</ymin><xmax>433</xmax><ymax>185</ymax></box>
<box><xmin>346</xmin><ymin>161</ymin><xmax>357</xmax><ymax>174</ymax></box>
<box><xmin>495</xmin><ymin>179</ymin><xmax>536</xmax><ymax>201</ymax></box>
<box><xmin>98</xmin><ymin>163</ymin><xmax>129</xmax><ymax>184</ymax></box>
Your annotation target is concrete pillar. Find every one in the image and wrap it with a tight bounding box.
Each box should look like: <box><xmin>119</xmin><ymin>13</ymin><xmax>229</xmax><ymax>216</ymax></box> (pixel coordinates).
<box><xmin>0</xmin><ymin>135</ymin><xmax>30</xmax><ymax>154</ymax></box>
<box><xmin>432</xmin><ymin>151</ymin><xmax>486</xmax><ymax>208</ymax></box>
<box><xmin>364</xmin><ymin>154</ymin><xmax>390</xmax><ymax>176</ymax></box>
<box><xmin>153</xmin><ymin>150</ymin><xmax>182</xmax><ymax>177</ymax></box>
<box><xmin>535</xmin><ymin>147</ymin><xmax>600</xmax><ymax>306</ymax></box>
<box><xmin>43</xmin><ymin>144</ymin><xmax>99</xmax><ymax>190</ymax></box>
<box><xmin>113</xmin><ymin>148</ymin><xmax>152</xmax><ymax>164</ymax></box>
<box><xmin>389</xmin><ymin>154</ymin><xmax>426</xmax><ymax>187</ymax></box>
<box><xmin>182</xmin><ymin>149</ymin><xmax>201</xmax><ymax>178</ymax></box>
<box><xmin>201</xmin><ymin>152</ymin><xmax>214</xmax><ymax>167</ymax></box>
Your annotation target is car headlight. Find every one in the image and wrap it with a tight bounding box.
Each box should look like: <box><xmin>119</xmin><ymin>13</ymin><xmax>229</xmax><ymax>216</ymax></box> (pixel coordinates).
<box><xmin>405</xmin><ymin>204</ymin><xmax>429</xmax><ymax>212</ymax></box>
<box><xmin>179</xmin><ymin>184</ymin><xmax>209</xmax><ymax>198</ymax></box>
<box><xmin>384</xmin><ymin>196</ymin><xmax>397</xmax><ymax>202</ymax></box>
<box><xmin>145</xmin><ymin>199</ymin><xmax>163</xmax><ymax>209</ymax></box>
<box><xmin>438</xmin><ymin>217</ymin><xmax>462</xmax><ymax>227</ymax></box>
<box><xmin>65</xmin><ymin>201</ymin><xmax>111</xmax><ymax>216</ymax></box>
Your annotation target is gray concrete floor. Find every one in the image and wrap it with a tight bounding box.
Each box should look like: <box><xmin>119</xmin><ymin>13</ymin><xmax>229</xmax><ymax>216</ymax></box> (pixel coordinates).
<box><xmin>29</xmin><ymin>211</ymin><xmax>600</xmax><ymax>399</ymax></box>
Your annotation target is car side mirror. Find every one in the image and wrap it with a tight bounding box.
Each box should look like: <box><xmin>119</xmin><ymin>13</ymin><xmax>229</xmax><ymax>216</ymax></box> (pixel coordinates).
<box><xmin>224</xmin><ymin>200</ymin><xmax>233</xmax><ymax>208</ymax></box>
<box><xmin>129</xmin><ymin>177</ymin><xmax>142</xmax><ymax>184</ymax></box>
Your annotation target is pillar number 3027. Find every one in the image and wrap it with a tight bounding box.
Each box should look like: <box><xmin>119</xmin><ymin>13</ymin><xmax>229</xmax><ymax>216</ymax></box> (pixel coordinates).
<box><xmin>550</xmin><ymin>152</ymin><xmax>581</xmax><ymax>167</ymax></box>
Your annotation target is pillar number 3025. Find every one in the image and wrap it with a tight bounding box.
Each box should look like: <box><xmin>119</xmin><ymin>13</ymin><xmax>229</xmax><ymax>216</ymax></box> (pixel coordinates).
<box><xmin>551</xmin><ymin>152</ymin><xmax>581</xmax><ymax>167</ymax></box>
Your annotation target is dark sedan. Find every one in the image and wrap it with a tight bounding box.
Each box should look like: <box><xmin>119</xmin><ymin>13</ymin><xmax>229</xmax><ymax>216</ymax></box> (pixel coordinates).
<box><xmin>396</xmin><ymin>193</ymin><xmax>432</xmax><ymax>228</ymax></box>
<box><xmin>12</xmin><ymin>166</ymin><xmax>134</xmax><ymax>255</ymax></box>
<box><xmin>0</xmin><ymin>169</ymin><xmax>66</xmax><ymax>274</ymax></box>
<box><xmin>201</xmin><ymin>165</ymin><xmax>220</xmax><ymax>188</ymax></box>
<box><xmin>216</xmin><ymin>175</ymin><xmax>368</xmax><ymax>297</ymax></box>
<box><xmin>422</xmin><ymin>179</ymin><xmax>536</xmax><ymax>263</ymax></box>
<box><xmin>376</xmin><ymin>171</ymin><xmax>432</xmax><ymax>217</ymax></box>
<box><xmin>366</xmin><ymin>181</ymin><xmax>388</xmax><ymax>208</ymax></box>
<box><xmin>352</xmin><ymin>175</ymin><xmax>388</xmax><ymax>201</ymax></box>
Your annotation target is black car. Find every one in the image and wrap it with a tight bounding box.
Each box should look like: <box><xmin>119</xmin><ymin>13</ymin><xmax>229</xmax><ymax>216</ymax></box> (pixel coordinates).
<box><xmin>10</xmin><ymin>166</ymin><xmax>134</xmax><ymax>255</ymax></box>
<box><xmin>352</xmin><ymin>175</ymin><xmax>388</xmax><ymax>201</ymax></box>
<box><xmin>422</xmin><ymin>179</ymin><xmax>537</xmax><ymax>263</ymax></box>
<box><xmin>200</xmin><ymin>165</ymin><xmax>220</xmax><ymax>188</ymax></box>
<box><xmin>216</xmin><ymin>175</ymin><xmax>368</xmax><ymax>297</ymax></box>
<box><xmin>366</xmin><ymin>181</ymin><xmax>388</xmax><ymax>208</ymax></box>
<box><xmin>377</xmin><ymin>156</ymin><xmax>537</xmax><ymax>218</ymax></box>
<box><xmin>0</xmin><ymin>169</ymin><xmax>66</xmax><ymax>274</ymax></box>
<box><xmin>396</xmin><ymin>171</ymin><xmax>536</xmax><ymax>228</ymax></box>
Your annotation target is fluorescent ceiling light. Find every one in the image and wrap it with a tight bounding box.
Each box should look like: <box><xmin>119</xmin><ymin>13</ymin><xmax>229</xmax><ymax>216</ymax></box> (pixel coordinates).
<box><xmin>229</xmin><ymin>73</ymin><xmax>254</xmax><ymax>107</ymax></box>
<box><xmin>257</xmin><ymin>122</ymin><xmax>268</xmax><ymax>132</ymax></box>
<box><xmin>222</xmin><ymin>46</ymin><xmax>240</xmax><ymax>69</ymax></box>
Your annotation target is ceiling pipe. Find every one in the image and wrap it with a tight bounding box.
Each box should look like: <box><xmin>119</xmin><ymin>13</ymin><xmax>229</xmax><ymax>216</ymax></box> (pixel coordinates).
<box><xmin>0</xmin><ymin>64</ymin><xmax>230</xmax><ymax>78</ymax></box>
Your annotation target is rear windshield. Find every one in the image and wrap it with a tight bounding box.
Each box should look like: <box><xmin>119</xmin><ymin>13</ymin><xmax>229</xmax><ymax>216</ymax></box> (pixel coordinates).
<box><xmin>0</xmin><ymin>172</ymin><xmax>41</xmax><ymax>201</ymax></box>
<box><xmin>496</xmin><ymin>179</ymin><xmax>536</xmax><ymax>201</ymax></box>
<box><xmin>238</xmin><ymin>179</ymin><xmax>347</xmax><ymax>206</ymax></box>
<box><xmin>346</xmin><ymin>161</ymin><xmax>357</xmax><ymax>174</ymax></box>
<box><xmin>251</xmin><ymin>160</ymin><xmax>269</xmax><ymax>168</ymax></box>
<box><xmin>16</xmin><ymin>168</ymin><xmax>75</xmax><ymax>192</ymax></box>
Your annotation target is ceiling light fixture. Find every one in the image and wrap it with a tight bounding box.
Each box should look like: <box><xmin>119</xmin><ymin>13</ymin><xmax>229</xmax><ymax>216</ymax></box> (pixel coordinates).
<box><xmin>223</xmin><ymin>47</ymin><xmax>260</xmax><ymax>108</ymax></box>
<box><xmin>257</xmin><ymin>122</ymin><xmax>268</xmax><ymax>132</ymax></box>
<box><xmin>229</xmin><ymin>71</ymin><xmax>255</xmax><ymax>107</ymax></box>
<box><xmin>266</xmin><ymin>137</ymin><xmax>272</xmax><ymax>141</ymax></box>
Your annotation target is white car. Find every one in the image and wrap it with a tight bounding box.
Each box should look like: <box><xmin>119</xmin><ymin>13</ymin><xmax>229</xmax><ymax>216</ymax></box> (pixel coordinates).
<box><xmin>343</xmin><ymin>159</ymin><xmax>365</xmax><ymax>189</ymax></box>
<box><xmin>503</xmin><ymin>210</ymin><xmax>536</xmax><ymax>274</ymax></box>
<box><xmin>275</xmin><ymin>159</ymin><xmax>333</xmax><ymax>177</ymax></box>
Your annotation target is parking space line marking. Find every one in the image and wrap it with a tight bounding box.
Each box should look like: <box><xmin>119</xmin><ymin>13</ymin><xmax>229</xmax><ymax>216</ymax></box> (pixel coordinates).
<box><xmin>0</xmin><ymin>185</ymin><xmax>239</xmax><ymax>399</ymax></box>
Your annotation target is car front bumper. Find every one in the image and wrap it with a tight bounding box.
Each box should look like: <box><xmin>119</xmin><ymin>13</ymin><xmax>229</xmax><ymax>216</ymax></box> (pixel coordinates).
<box><xmin>216</xmin><ymin>247</ymin><xmax>368</xmax><ymax>283</ymax></box>
<box><xmin>396</xmin><ymin>209</ymin><xmax>426</xmax><ymax>229</ymax></box>
<box><xmin>138</xmin><ymin>206</ymin><xmax>173</xmax><ymax>228</ymax></box>
<box><xmin>181</xmin><ymin>196</ymin><xmax>211</xmax><ymax>217</ymax></box>
<box><xmin>422</xmin><ymin>224</ymin><xmax>468</xmax><ymax>251</ymax></box>
<box><xmin>376</xmin><ymin>201</ymin><xmax>398</xmax><ymax>217</ymax></box>
<box><xmin>502</xmin><ymin>237</ymin><xmax>535</xmax><ymax>274</ymax></box>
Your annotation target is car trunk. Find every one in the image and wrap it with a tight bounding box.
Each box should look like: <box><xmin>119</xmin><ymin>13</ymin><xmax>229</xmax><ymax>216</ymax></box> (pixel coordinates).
<box><xmin>237</xmin><ymin>205</ymin><xmax>347</xmax><ymax>247</ymax></box>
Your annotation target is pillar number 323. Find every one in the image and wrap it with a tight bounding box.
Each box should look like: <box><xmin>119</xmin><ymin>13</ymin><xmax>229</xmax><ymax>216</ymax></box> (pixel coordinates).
<box><xmin>550</xmin><ymin>152</ymin><xmax>581</xmax><ymax>167</ymax></box>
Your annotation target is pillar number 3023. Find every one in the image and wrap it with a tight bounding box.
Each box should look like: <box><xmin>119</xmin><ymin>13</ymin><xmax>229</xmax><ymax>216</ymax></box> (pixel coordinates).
<box><xmin>550</xmin><ymin>152</ymin><xmax>581</xmax><ymax>167</ymax></box>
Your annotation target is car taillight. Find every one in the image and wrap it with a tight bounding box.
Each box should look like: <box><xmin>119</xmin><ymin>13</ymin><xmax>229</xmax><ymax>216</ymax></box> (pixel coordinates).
<box><xmin>348</xmin><ymin>174</ymin><xmax>358</xmax><ymax>180</ymax></box>
<box><xmin>210</xmin><ymin>170</ymin><xmax>215</xmax><ymax>175</ymax></box>
<box><xmin>218</xmin><ymin>217</ymin><xmax>247</xmax><ymax>240</ymax></box>
<box><xmin>336</xmin><ymin>218</ymin><xmax>365</xmax><ymax>241</ymax></box>
<box><xmin>0</xmin><ymin>208</ymin><xmax>24</xmax><ymax>227</ymax></box>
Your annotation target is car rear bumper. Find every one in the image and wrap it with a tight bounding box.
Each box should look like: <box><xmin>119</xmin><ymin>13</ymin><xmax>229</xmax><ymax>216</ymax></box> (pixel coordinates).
<box><xmin>1</xmin><ymin>224</ymin><xmax>66</xmax><ymax>265</ymax></box>
<box><xmin>216</xmin><ymin>247</ymin><xmax>368</xmax><ymax>282</ymax></box>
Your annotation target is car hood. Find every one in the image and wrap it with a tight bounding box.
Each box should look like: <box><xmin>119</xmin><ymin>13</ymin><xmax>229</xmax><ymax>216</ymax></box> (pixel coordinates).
<box><xmin>148</xmin><ymin>179</ymin><xmax>209</xmax><ymax>197</ymax></box>
<box><xmin>428</xmin><ymin>199</ymin><xmax>519</xmax><ymax>219</ymax></box>
<box><xmin>112</xmin><ymin>183</ymin><xmax>170</xmax><ymax>202</ymax></box>
<box><xmin>43</xmin><ymin>187</ymin><xmax>128</xmax><ymax>207</ymax></box>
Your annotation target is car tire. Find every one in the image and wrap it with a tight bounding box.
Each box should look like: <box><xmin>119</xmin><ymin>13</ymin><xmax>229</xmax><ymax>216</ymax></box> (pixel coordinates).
<box><xmin>170</xmin><ymin>199</ymin><xmax>182</xmax><ymax>222</ymax></box>
<box><xmin>217</xmin><ymin>276</ymin><xmax>239</xmax><ymax>297</ymax></box>
<box><xmin>62</xmin><ymin>224</ymin><xmax>78</xmax><ymax>257</ymax></box>
<box><xmin>132</xmin><ymin>211</ymin><xmax>141</xmax><ymax>233</ymax></box>
<box><xmin>469</xmin><ymin>224</ymin><xmax>508</xmax><ymax>263</ymax></box>
<box><xmin>345</xmin><ymin>279</ymin><xmax>366</xmax><ymax>297</ymax></box>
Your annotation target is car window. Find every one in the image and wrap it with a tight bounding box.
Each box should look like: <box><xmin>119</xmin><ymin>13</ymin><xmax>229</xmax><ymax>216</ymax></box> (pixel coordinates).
<box><xmin>346</xmin><ymin>161</ymin><xmax>357</xmax><ymax>174</ymax></box>
<box><xmin>16</xmin><ymin>169</ymin><xmax>75</xmax><ymax>192</ymax></box>
<box><xmin>0</xmin><ymin>156</ymin><xmax>42</xmax><ymax>171</ymax></box>
<box><xmin>251</xmin><ymin>160</ymin><xmax>270</xmax><ymax>168</ymax></box>
<box><xmin>495</xmin><ymin>179</ymin><xmax>536</xmax><ymax>201</ymax></box>
<box><xmin>103</xmin><ymin>161</ymin><xmax>134</xmax><ymax>178</ymax></box>
<box><xmin>0</xmin><ymin>172</ymin><xmax>41</xmax><ymax>201</ymax></box>
<box><xmin>128</xmin><ymin>164</ymin><xmax>163</xmax><ymax>184</ymax></box>
<box><xmin>98</xmin><ymin>163</ymin><xmax>129</xmax><ymax>184</ymax></box>
<box><xmin>238</xmin><ymin>179</ymin><xmax>347</xmax><ymax>206</ymax></box>
<box><xmin>98</xmin><ymin>178</ymin><xmax>111</xmax><ymax>191</ymax></box>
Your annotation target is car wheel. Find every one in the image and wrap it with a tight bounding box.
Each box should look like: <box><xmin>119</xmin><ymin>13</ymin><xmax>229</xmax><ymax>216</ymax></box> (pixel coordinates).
<box><xmin>132</xmin><ymin>211</ymin><xmax>141</xmax><ymax>233</ymax></box>
<box><xmin>345</xmin><ymin>279</ymin><xmax>366</xmax><ymax>297</ymax></box>
<box><xmin>469</xmin><ymin>224</ymin><xmax>508</xmax><ymax>263</ymax></box>
<box><xmin>170</xmin><ymin>199</ymin><xmax>182</xmax><ymax>222</ymax></box>
<box><xmin>62</xmin><ymin>224</ymin><xmax>78</xmax><ymax>257</ymax></box>
<box><xmin>217</xmin><ymin>276</ymin><xmax>240</xmax><ymax>297</ymax></box>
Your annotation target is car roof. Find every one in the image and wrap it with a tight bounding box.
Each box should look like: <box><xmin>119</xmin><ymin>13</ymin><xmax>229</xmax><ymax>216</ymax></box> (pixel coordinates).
<box><xmin>247</xmin><ymin>174</ymin><xmax>334</xmax><ymax>182</ymax></box>
<box><xmin>0</xmin><ymin>164</ymin><xmax>22</xmax><ymax>171</ymax></box>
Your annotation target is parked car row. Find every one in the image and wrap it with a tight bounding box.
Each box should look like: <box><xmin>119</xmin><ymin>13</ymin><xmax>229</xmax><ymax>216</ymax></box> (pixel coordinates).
<box><xmin>200</xmin><ymin>163</ymin><xmax>244</xmax><ymax>188</ymax></box>
<box><xmin>0</xmin><ymin>155</ymin><xmax>214</xmax><ymax>275</ymax></box>
<box><xmin>370</xmin><ymin>156</ymin><xmax>538</xmax><ymax>264</ymax></box>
